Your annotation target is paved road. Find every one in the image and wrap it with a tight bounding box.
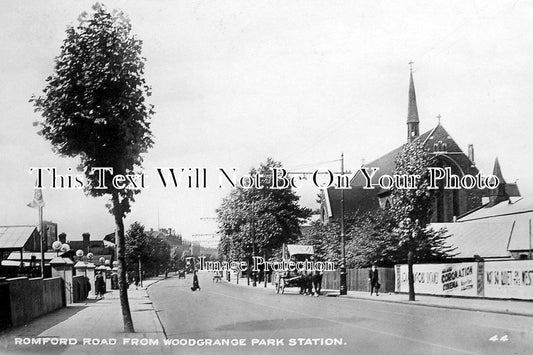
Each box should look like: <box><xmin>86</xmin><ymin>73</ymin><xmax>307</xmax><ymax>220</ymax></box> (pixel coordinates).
<box><xmin>148</xmin><ymin>272</ymin><xmax>533</xmax><ymax>355</ymax></box>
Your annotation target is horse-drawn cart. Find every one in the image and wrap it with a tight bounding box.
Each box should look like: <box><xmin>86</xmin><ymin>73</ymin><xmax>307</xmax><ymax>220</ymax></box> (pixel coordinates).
<box><xmin>274</xmin><ymin>244</ymin><xmax>314</xmax><ymax>294</ymax></box>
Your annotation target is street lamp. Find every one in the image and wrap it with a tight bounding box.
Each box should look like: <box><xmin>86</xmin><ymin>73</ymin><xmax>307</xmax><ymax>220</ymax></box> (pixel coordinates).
<box><xmin>339</xmin><ymin>153</ymin><xmax>347</xmax><ymax>295</ymax></box>
<box><xmin>52</xmin><ymin>241</ymin><xmax>62</xmax><ymax>256</ymax></box>
<box><xmin>76</xmin><ymin>249</ymin><xmax>84</xmax><ymax>260</ymax></box>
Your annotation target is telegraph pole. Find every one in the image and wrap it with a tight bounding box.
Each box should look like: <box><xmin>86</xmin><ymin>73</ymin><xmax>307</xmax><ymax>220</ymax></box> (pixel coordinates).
<box><xmin>252</xmin><ymin>199</ymin><xmax>257</xmax><ymax>287</ymax></box>
<box><xmin>339</xmin><ymin>153</ymin><xmax>347</xmax><ymax>295</ymax></box>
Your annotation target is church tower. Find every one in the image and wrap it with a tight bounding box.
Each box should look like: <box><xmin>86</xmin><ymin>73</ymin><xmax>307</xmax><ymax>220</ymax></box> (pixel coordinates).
<box><xmin>407</xmin><ymin>65</ymin><xmax>420</xmax><ymax>142</ymax></box>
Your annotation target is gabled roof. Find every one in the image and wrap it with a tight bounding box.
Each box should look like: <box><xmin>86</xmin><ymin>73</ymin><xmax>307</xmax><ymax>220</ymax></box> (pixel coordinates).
<box><xmin>0</xmin><ymin>225</ymin><xmax>37</xmax><ymax>250</ymax></box>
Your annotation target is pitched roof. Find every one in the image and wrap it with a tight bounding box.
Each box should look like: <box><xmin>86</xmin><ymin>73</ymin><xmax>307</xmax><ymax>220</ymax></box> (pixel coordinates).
<box><xmin>458</xmin><ymin>197</ymin><xmax>533</xmax><ymax>222</ymax></box>
<box><xmin>7</xmin><ymin>251</ymin><xmax>58</xmax><ymax>261</ymax></box>
<box><xmin>0</xmin><ymin>225</ymin><xmax>37</xmax><ymax>250</ymax></box>
<box><xmin>432</xmin><ymin>222</ymin><xmax>513</xmax><ymax>258</ymax></box>
<box><xmin>455</xmin><ymin>197</ymin><xmax>533</xmax><ymax>253</ymax></box>
<box><xmin>325</xmin><ymin>186</ymin><xmax>380</xmax><ymax>219</ymax></box>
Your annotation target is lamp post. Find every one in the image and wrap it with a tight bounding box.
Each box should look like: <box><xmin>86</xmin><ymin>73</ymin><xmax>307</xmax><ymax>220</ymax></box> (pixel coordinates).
<box><xmin>138</xmin><ymin>255</ymin><xmax>143</xmax><ymax>288</ymax></box>
<box><xmin>339</xmin><ymin>153</ymin><xmax>347</xmax><ymax>295</ymax></box>
<box><xmin>251</xmin><ymin>199</ymin><xmax>257</xmax><ymax>287</ymax></box>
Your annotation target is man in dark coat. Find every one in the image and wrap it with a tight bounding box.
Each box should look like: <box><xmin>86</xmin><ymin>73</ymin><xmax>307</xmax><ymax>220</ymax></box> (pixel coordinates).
<box><xmin>368</xmin><ymin>265</ymin><xmax>379</xmax><ymax>296</ymax></box>
<box><xmin>191</xmin><ymin>270</ymin><xmax>201</xmax><ymax>291</ymax></box>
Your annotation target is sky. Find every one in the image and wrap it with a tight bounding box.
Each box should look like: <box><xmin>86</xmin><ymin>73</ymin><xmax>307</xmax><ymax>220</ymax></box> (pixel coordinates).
<box><xmin>1</xmin><ymin>0</ymin><xmax>532</xmax><ymax>243</ymax></box>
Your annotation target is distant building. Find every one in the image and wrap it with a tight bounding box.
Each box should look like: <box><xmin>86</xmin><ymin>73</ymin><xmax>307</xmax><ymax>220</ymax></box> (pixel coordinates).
<box><xmin>0</xmin><ymin>225</ymin><xmax>47</xmax><ymax>277</ymax></box>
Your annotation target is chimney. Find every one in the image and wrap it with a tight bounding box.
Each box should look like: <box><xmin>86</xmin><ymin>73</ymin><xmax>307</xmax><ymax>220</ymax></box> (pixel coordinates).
<box><xmin>468</xmin><ymin>144</ymin><xmax>475</xmax><ymax>165</ymax></box>
<box><xmin>82</xmin><ymin>233</ymin><xmax>90</xmax><ymax>252</ymax></box>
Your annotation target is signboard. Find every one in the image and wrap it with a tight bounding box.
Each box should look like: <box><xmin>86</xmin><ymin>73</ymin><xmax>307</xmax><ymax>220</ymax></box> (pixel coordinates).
<box><xmin>395</xmin><ymin>263</ymin><xmax>478</xmax><ymax>297</ymax></box>
<box><xmin>484</xmin><ymin>260</ymin><xmax>533</xmax><ymax>300</ymax></box>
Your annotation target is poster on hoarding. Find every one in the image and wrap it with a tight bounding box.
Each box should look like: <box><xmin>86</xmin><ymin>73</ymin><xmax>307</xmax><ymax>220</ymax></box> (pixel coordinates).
<box><xmin>484</xmin><ymin>260</ymin><xmax>533</xmax><ymax>300</ymax></box>
<box><xmin>395</xmin><ymin>263</ymin><xmax>478</xmax><ymax>297</ymax></box>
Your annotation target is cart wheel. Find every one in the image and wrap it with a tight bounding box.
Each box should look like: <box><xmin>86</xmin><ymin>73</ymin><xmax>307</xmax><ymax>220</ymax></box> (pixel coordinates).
<box><xmin>280</xmin><ymin>278</ymin><xmax>286</xmax><ymax>294</ymax></box>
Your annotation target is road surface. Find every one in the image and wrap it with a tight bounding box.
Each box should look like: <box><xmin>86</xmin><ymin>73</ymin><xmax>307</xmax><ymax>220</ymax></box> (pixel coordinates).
<box><xmin>148</xmin><ymin>272</ymin><xmax>533</xmax><ymax>354</ymax></box>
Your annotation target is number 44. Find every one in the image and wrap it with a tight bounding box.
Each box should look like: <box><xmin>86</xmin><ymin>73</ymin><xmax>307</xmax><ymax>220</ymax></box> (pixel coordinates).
<box><xmin>489</xmin><ymin>335</ymin><xmax>509</xmax><ymax>342</ymax></box>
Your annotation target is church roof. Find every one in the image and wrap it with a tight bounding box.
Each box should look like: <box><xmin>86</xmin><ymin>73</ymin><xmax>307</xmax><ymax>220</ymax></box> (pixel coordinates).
<box><xmin>350</xmin><ymin>124</ymin><xmax>466</xmax><ymax>188</ymax></box>
<box><xmin>325</xmin><ymin>186</ymin><xmax>380</xmax><ymax>219</ymax></box>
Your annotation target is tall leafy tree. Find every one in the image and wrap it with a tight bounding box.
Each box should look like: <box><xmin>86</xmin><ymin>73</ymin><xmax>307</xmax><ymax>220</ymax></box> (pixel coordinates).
<box><xmin>126</xmin><ymin>222</ymin><xmax>171</xmax><ymax>278</ymax></box>
<box><xmin>389</xmin><ymin>139</ymin><xmax>454</xmax><ymax>300</ymax></box>
<box><xmin>31</xmin><ymin>3</ymin><xmax>154</xmax><ymax>332</ymax></box>
<box><xmin>217</xmin><ymin>159</ymin><xmax>311</xmax><ymax>263</ymax></box>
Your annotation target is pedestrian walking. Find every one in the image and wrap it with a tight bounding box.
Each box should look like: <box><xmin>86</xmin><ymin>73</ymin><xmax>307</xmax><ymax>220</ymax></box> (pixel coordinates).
<box><xmin>369</xmin><ymin>264</ymin><xmax>380</xmax><ymax>296</ymax></box>
<box><xmin>312</xmin><ymin>269</ymin><xmax>322</xmax><ymax>296</ymax></box>
<box><xmin>191</xmin><ymin>270</ymin><xmax>201</xmax><ymax>291</ymax></box>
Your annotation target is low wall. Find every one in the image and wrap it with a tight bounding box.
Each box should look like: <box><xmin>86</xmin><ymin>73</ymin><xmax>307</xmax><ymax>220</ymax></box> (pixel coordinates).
<box><xmin>6</xmin><ymin>276</ymin><xmax>65</xmax><ymax>327</ymax></box>
<box><xmin>394</xmin><ymin>260</ymin><xmax>533</xmax><ymax>300</ymax></box>
<box><xmin>322</xmin><ymin>268</ymin><xmax>395</xmax><ymax>293</ymax></box>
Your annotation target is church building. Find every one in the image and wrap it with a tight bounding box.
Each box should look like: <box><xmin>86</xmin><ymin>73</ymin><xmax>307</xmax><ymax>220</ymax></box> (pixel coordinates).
<box><xmin>320</xmin><ymin>69</ymin><xmax>520</xmax><ymax>224</ymax></box>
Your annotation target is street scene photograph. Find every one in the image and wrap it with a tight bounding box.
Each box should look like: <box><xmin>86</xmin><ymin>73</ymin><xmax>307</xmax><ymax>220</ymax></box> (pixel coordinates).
<box><xmin>1</xmin><ymin>1</ymin><xmax>533</xmax><ymax>354</ymax></box>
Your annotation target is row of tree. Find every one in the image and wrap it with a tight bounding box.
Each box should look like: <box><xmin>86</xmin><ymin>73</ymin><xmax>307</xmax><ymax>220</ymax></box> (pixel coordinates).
<box><xmin>217</xmin><ymin>142</ymin><xmax>456</xmax><ymax>300</ymax></box>
<box><xmin>217</xmin><ymin>158</ymin><xmax>312</xmax><ymax>262</ymax></box>
<box><xmin>125</xmin><ymin>222</ymin><xmax>172</xmax><ymax>278</ymax></box>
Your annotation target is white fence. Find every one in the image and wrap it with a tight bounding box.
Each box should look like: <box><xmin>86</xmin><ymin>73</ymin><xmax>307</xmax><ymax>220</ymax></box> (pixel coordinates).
<box><xmin>395</xmin><ymin>260</ymin><xmax>533</xmax><ymax>300</ymax></box>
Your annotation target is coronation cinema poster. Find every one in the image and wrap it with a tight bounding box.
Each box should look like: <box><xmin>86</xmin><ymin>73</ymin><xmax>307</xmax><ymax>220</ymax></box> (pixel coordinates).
<box><xmin>1</xmin><ymin>1</ymin><xmax>533</xmax><ymax>354</ymax></box>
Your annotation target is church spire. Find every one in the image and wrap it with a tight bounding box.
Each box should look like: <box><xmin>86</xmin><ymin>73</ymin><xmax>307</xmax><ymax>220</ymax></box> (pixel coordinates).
<box><xmin>407</xmin><ymin>62</ymin><xmax>419</xmax><ymax>142</ymax></box>
<box><xmin>492</xmin><ymin>157</ymin><xmax>506</xmax><ymax>184</ymax></box>
<box><xmin>488</xmin><ymin>157</ymin><xmax>508</xmax><ymax>206</ymax></box>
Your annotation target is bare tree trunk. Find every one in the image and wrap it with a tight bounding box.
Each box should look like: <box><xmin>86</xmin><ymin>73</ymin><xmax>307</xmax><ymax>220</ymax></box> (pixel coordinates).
<box><xmin>112</xmin><ymin>192</ymin><xmax>135</xmax><ymax>333</ymax></box>
<box><xmin>408</xmin><ymin>248</ymin><xmax>415</xmax><ymax>301</ymax></box>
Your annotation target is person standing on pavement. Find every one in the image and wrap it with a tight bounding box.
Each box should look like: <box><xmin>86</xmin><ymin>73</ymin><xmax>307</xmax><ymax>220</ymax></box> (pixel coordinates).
<box><xmin>368</xmin><ymin>264</ymin><xmax>380</xmax><ymax>296</ymax></box>
<box><xmin>95</xmin><ymin>271</ymin><xmax>105</xmax><ymax>299</ymax></box>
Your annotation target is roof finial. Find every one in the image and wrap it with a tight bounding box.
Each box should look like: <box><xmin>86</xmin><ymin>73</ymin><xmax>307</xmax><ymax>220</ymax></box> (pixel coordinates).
<box><xmin>437</xmin><ymin>114</ymin><xmax>441</xmax><ymax>125</ymax></box>
<box><xmin>408</xmin><ymin>61</ymin><xmax>414</xmax><ymax>72</ymax></box>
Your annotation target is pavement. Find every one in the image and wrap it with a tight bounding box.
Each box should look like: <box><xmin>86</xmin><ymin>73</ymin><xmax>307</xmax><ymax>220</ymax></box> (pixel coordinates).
<box><xmin>0</xmin><ymin>276</ymin><xmax>169</xmax><ymax>354</ymax></box>
<box><xmin>1</xmin><ymin>272</ymin><xmax>532</xmax><ymax>354</ymax></box>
